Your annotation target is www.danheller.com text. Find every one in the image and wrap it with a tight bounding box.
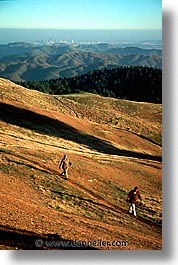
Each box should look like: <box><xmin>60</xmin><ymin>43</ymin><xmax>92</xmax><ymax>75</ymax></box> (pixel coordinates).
<box><xmin>35</xmin><ymin>239</ymin><xmax>129</xmax><ymax>248</ymax></box>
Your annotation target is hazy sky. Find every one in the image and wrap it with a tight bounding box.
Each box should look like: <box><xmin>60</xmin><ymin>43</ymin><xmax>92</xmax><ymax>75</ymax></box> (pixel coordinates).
<box><xmin>0</xmin><ymin>0</ymin><xmax>162</xmax><ymax>30</ymax></box>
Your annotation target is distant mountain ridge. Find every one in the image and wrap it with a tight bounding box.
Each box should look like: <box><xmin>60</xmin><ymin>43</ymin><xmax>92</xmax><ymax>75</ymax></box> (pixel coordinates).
<box><xmin>0</xmin><ymin>42</ymin><xmax>162</xmax><ymax>82</ymax></box>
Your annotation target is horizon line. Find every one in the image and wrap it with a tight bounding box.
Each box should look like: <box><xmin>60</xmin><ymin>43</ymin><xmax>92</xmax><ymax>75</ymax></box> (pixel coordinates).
<box><xmin>0</xmin><ymin>27</ymin><xmax>162</xmax><ymax>31</ymax></box>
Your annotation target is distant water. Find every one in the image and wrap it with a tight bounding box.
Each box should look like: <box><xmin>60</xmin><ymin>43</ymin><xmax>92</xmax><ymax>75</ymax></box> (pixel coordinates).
<box><xmin>0</xmin><ymin>28</ymin><xmax>162</xmax><ymax>44</ymax></box>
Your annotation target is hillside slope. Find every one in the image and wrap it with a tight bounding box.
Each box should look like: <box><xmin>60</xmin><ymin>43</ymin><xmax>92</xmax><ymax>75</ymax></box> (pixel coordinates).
<box><xmin>0</xmin><ymin>78</ymin><xmax>162</xmax><ymax>250</ymax></box>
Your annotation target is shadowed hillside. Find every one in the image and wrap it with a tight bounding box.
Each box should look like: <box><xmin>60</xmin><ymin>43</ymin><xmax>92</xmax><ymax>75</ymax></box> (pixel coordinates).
<box><xmin>0</xmin><ymin>78</ymin><xmax>162</xmax><ymax>250</ymax></box>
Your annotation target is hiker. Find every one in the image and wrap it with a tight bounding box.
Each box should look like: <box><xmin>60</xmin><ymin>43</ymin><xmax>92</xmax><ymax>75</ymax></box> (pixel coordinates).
<box><xmin>127</xmin><ymin>186</ymin><xmax>143</xmax><ymax>217</ymax></box>
<box><xmin>59</xmin><ymin>155</ymin><xmax>72</xmax><ymax>179</ymax></box>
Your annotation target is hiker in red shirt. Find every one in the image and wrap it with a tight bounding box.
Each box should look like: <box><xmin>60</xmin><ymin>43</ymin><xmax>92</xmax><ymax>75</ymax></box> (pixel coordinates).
<box><xmin>127</xmin><ymin>186</ymin><xmax>143</xmax><ymax>217</ymax></box>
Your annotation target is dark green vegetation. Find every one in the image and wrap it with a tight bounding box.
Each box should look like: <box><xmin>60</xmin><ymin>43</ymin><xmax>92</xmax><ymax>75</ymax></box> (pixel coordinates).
<box><xmin>19</xmin><ymin>66</ymin><xmax>162</xmax><ymax>103</ymax></box>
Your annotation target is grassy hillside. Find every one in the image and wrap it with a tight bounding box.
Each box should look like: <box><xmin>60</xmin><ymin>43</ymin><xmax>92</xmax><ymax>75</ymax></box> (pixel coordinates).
<box><xmin>0</xmin><ymin>78</ymin><xmax>162</xmax><ymax>250</ymax></box>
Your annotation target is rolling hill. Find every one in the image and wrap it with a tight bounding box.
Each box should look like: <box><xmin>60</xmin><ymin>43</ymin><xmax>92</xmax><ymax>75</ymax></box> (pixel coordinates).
<box><xmin>0</xmin><ymin>78</ymin><xmax>162</xmax><ymax>250</ymax></box>
<box><xmin>0</xmin><ymin>42</ymin><xmax>162</xmax><ymax>81</ymax></box>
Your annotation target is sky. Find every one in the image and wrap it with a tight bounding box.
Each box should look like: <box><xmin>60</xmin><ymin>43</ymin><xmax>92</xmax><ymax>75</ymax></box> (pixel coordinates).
<box><xmin>0</xmin><ymin>0</ymin><xmax>162</xmax><ymax>30</ymax></box>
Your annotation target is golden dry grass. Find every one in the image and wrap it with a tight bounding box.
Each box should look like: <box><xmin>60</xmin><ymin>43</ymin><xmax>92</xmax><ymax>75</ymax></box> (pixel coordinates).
<box><xmin>0</xmin><ymin>78</ymin><xmax>162</xmax><ymax>250</ymax></box>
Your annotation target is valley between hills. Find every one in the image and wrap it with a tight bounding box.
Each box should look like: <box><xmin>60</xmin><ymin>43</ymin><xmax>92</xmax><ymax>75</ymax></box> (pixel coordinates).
<box><xmin>0</xmin><ymin>78</ymin><xmax>162</xmax><ymax>250</ymax></box>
